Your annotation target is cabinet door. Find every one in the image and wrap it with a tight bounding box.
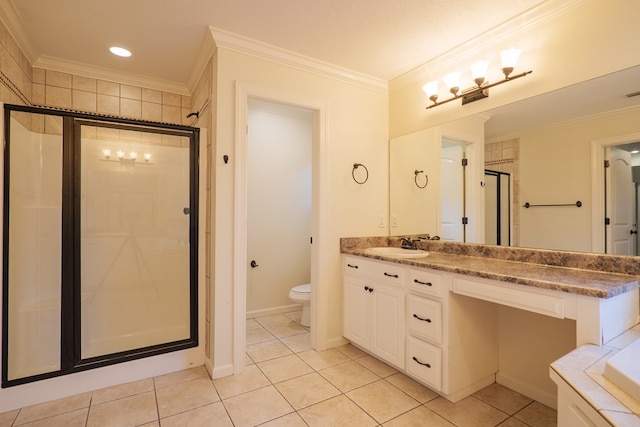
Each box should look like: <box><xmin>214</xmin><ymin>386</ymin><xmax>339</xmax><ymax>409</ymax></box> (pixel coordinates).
<box><xmin>343</xmin><ymin>277</ymin><xmax>371</xmax><ymax>348</ymax></box>
<box><xmin>371</xmin><ymin>282</ymin><xmax>405</xmax><ymax>368</ymax></box>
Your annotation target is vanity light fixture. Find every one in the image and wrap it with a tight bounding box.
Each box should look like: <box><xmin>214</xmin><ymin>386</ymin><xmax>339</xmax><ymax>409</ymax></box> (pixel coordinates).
<box><xmin>423</xmin><ymin>48</ymin><xmax>532</xmax><ymax>109</ymax></box>
<box><xmin>102</xmin><ymin>148</ymin><xmax>153</xmax><ymax>164</ymax></box>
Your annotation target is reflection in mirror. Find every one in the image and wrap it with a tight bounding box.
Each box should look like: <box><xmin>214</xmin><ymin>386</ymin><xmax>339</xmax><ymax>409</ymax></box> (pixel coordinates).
<box><xmin>390</xmin><ymin>65</ymin><xmax>640</xmax><ymax>254</ymax></box>
<box><xmin>390</xmin><ymin>117</ymin><xmax>485</xmax><ymax>243</ymax></box>
<box><xmin>484</xmin><ymin>170</ymin><xmax>510</xmax><ymax>246</ymax></box>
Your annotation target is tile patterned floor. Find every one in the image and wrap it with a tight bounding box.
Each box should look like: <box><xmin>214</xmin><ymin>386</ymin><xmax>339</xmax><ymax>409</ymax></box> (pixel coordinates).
<box><xmin>0</xmin><ymin>310</ymin><xmax>557</xmax><ymax>426</ymax></box>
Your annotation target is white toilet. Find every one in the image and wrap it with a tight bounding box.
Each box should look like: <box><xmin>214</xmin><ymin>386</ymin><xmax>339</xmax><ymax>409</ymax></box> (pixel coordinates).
<box><xmin>288</xmin><ymin>284</ymin><xmax>311</xmax><ymax>327</ymax></box>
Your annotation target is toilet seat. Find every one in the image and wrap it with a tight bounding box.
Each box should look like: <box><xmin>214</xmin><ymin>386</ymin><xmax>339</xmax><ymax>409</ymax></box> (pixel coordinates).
<box><xmin>289</xmin><ymin>283</ymin><xmax>311</xmax><ymax>300</ymax></box>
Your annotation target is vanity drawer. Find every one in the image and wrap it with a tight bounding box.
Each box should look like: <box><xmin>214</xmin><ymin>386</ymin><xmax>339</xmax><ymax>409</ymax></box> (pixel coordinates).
<box><xmin>407</xmin><ymin>295</ymin><xmax>442</xmax><ymax>344</ymax></box>
<box><xmin>344</xmin><ymin>256</ymin><xmax>405</xmax><ymax>287</ymax></box>
<box><xmin>406</xmin><ymin>336</ymin><xmax>442</xmax><ymax>390</ymax></box>
<box><xmin>408</xmin><ymin>268</ymin><xmax>444</xmax><ymax>297</ymax></box>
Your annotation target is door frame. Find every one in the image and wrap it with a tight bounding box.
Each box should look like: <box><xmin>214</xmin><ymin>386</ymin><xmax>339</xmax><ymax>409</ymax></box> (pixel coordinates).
<box><xmin>437</xmin><ymin>129</ymin><xmax>484</xmax><ymax>244</ymax></box>
<box><xmin>234</xmin><ymin>82</ymin><xmax>328</xmax><ymax>373</ymax></box>
<box><xmin>591</xmin><ymin>131</ymin><xmax>640</xmax><ymax>253</ymax></box>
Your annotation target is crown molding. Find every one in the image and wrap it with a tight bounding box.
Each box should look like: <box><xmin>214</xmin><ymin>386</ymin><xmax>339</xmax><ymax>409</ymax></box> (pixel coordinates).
<box><xmin>389</xmin><ymin>0</ymin><xmax>585</xmax><ymax>91</ymax></box>
<box><xmin>186</xmin><ymin>29</ymin><xmax>216</xmax><ymax>93</ymax></box>
<box><xmin>209</xmin><ymin>27</ymin><xmax>388</xmax><ymax>94</ymax></box>
<box><xmin>486</xmin><ymin>104</ymin><xmax>640</xmax><ymax>143</ymax></box>
<box><xmin>34</xmin><ymin>55</ymin><xmax>189</xmax><ymax>95</ymax></box>
<box><xmin>0</xmin><ymin>0</ymin><xmax>38</xmax><ymax>63</ymax></box>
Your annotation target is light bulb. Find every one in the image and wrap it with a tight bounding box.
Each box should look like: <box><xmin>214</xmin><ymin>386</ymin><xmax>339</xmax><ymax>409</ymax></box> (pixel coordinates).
<box><xmin>470</xmin><ymin>60</ymin><xmax>489</xmax><ymax>86</ymax></box>
<box><xmin>144</xmin><ymin>153</ymin><xmax>152</xmax><ymax>162</ymax></box>
<box><xmin>501</xmin><ymin>48</ymin><xmax>522</xmax><ymax>77</ymax></box>
<box><xmin>129</xmin><ymin>151</ymin><xmax>137</xmax><ymax>160</ymax></box>
<box><xmin>117</xmin><ymin>150</ymin><xmax>125</xmax><ymax>159</ymax></box>
<box><xmin>443</xmin><ymin>72</ymin><xmax>461</xmax><ymax>95</ymax></box>
<box><xmin>102</xmin><ymin>149</ymin><xmax>111</xmax><ymax>159</ymax></box>
<box><xmin>422</xmin><ymin>81</ymin><xmax>439</xmax><ymax>103</ymax></box>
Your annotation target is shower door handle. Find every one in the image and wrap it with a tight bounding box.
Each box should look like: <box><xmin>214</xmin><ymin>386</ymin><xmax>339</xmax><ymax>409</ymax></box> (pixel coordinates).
<box><xmin>250</xmin><ymin>260</ymin><xmax>259</xmax><ymax>268</ymax></box>
<box><xmin>183</xmin><ymin>207</ymin><xmax>190</xmax><ymax>215</ymax></box>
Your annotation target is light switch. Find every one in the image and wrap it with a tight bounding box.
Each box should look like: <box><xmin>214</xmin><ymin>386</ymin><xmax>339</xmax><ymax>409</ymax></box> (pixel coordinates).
<box><xmin>378</xmin><ymin>215</ymin><xmax>385</xmax><ymax>228</ymax></box>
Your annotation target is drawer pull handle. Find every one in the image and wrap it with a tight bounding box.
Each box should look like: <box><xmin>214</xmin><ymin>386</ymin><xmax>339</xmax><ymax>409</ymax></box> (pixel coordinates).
<box><xmin>414</xmin><ymin>279</ymin><xmax>432</xmax><ymax>286</ymax></box>
<box><xmin>347</xmin><ymin>264</ymin><xmax>359</xmax><ymax>269</ymax></box>
<box><xmin>364</xmin><ymin>286</ymin><xmax>374</xmax><ymax>293</ymax></box>
<box><xmin>412</xmin><ymin>356</ymin><xmax>431</xmax><ymax>368</ymax></box>
<box><xmin>413</xmin><ymin>314</ymin><xmax>432</xmax><ymax>323</ymax></box>
<box><xmin>384</xmin><ymin>272</ymin><xmax>399</xmax><ymax>278</ymax></box>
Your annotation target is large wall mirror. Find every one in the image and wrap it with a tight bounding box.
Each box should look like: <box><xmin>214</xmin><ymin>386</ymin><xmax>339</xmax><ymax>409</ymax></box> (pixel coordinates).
<box><xmin>390</xmin><ymin>64</ymin><xmax>640</xmax><ymax>255</ymax></box>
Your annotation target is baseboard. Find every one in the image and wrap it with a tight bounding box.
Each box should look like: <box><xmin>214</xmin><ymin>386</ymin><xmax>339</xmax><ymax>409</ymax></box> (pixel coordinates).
<box><xmin>496</xmin><ymin>372</ymin><xmax>557</xmax><ymax>409</ymax></box>
<box><xmin>204</xmin><ymin>358</ymin><xmax>214</xmax><ymax>379</ymax></box>
<box><xmin>441</xmin><ymin>374</ymin><xmax>496</xmax><ymax>403</ymax></box>
<box><xmin>247</xmin><ymin>304</ymin><xmax>301</xmax><ymax>319</ymax></box>
<box><xmin>326</xmin><ymin>335</ymin><xmax>349</xmax><ymax>349</ymax></box>
<box><xmin>210</xmin><ymin>362</ymin><xmax>235</xmax><ymax>380</ymax></box>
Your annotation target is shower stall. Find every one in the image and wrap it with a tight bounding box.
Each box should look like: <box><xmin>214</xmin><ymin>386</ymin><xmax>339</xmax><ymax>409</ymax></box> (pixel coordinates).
<box><xmin>2</xmin><ymin>104</ymin><xmax>199</xmax><ymax>387</ymax></box>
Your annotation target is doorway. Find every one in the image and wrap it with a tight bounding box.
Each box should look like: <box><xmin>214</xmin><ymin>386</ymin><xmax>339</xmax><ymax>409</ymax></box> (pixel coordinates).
<box><xmin>233</xmin><ymin>83</ymin><xmax>327</xmax><ymax>373</ymax></box>
<box><xmin>438</xmin><ymin>129</ymin><xmax>484</xmax><ymax>244</ymax></box>
<box><xmin>246</xmin><ymin>99</ymin><xmax>313</xmax><ymax>318</ymax></box>
<box><xmin>591</xmin><ymin>132</ymin><xmax>640</xmax><ymax>254</ymax></box>
<box><xmin>440</xmin><ymin>140</ymin><xmax>465</xmax><ymax>242</ymax></box>
<box><xmin>484</xmin><ymin>170</ymin><xmax>511</xmax><ymax>246</ymax></box>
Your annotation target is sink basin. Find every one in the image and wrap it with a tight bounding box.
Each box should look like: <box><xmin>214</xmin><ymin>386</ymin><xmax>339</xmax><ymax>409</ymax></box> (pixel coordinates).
<box><xmin>604</xmin><ymin>337</ymin><xmax>640</xmax><ymax>401</ymax></box>
<box><xmin>365</xmin><ymin>247</ymin><xmax>429</xmax><ymax>259</ymax></box>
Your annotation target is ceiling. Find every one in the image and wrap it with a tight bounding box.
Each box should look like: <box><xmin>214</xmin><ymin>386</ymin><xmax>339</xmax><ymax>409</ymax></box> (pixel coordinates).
<box><xmin>6</xmin><ymin>0</ymin><xmax>547</xmax><ymax>85</ymax></box>
<box><xmin>484</xmin><ymin>65</ymin><xmax>640</xmax><ymax>141</ymax></box>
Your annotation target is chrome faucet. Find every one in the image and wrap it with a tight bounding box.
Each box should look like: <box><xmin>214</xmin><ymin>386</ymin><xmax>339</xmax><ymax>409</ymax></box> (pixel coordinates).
<box><xmin>398</xmin><ymin>237</ymin><xmax>417</xmax><ymax>250</ymax></box>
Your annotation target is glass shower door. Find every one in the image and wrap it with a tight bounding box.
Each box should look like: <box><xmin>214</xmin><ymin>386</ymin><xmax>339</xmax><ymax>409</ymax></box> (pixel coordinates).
<box><xmin>4</xmin><ymin>111</ymin><xmax>63</xmax><ymax>381</ymax></box>
<box><xmin>3</xmin><ymin>105</ymin><xmax>198</xmax><ymax>387</ymax></box>
<box><xmin>79</xmin><ymin>124</ymin><xmax>192</xmax><ymax>360</ymax></box>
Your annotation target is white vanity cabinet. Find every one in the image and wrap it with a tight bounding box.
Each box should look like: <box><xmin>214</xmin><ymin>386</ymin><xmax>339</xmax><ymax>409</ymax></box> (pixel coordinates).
<box><xmin>343</xmin><ymin>255</ymin><xmax>498</xmax><ymax>401</ymax></box>
<box><xmin>343</xmin><ymin>256</ymin><xmax>405</xmax><ymax>369</ymax></box>
<box><xmin>405</xmin><ymin>269</ymin><xmax>444</xmax><ymax>389</ymax></box>
<box><xmin>404</xmin><ymin>267</ymin><xmax>498</xmax><ymax>400</ymax></box>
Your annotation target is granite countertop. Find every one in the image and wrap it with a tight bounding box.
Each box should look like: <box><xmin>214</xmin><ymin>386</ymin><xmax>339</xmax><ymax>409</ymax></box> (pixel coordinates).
<box><xmin>340</xmin><ymin>237</ymin><xmax>640</xmax><ymax>299</ymax></box>
<box><xmin>551</xmin><ymin>325</ymin><xmax>640</xmax><ymax>425</ymax></box>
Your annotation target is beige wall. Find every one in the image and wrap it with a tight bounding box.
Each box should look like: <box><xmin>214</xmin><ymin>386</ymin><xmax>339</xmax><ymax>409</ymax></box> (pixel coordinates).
<box><xmin>519</xmin><ymin>106</ymin><xmax>640</xmax><ymax>252</ymax></box>
<box><xmin>497</xmin><ymin>306</ymin><xmax>576</xmax><ymax>408</ymax></box>
<box><xmin>389</xmin><ymin>0</ymin><xmax>640</xmax><ymax>139</ymax></box>
<box><xmin>209</xmin><ymin>43</ymin><xmax>389</xmax><ymax>371</ymax></box>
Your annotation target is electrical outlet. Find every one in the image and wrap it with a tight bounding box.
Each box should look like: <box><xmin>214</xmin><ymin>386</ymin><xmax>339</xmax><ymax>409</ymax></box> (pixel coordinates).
<box><xmin>391</xmin><ymin>215</ymin><xmax>398</xmax><ymax>228</ymax></box>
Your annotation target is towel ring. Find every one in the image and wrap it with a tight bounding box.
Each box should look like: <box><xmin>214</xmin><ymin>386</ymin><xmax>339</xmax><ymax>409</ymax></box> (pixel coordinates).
<box><xmin>414</xmin><ymin>170</ymin><xmax>428</xmax><ymax>189</ymax></box>
<box><xmin>352</xmin><ymin>163</ymin><xmax>368</xmax><ymax>184</ymax></box>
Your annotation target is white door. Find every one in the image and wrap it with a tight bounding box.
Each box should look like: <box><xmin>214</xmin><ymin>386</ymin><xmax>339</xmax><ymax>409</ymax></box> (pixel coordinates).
<box><xmin>606</xmin><ymin>147</ymin><xmax>634</xmax><ymax>255</ymax></box>
<box><xmin>441</xmin><ymin>142</ymin><xmax>464</xmax><ymax>242</ymax></box>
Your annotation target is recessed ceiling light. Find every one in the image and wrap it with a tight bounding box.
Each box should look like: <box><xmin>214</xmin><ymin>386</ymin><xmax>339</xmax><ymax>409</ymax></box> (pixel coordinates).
<box><xmin>109</xmin><ymin>46</ymin><xmax>131</xmax><ymax>57</ymax></box>
<box><xmin>631</xmin><ymin>150</ymin><xmax>639</xmax><ymax>154</ymax></box>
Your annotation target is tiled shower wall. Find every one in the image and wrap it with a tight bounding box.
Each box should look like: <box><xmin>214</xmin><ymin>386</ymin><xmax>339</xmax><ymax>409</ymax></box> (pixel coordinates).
<box><xmin>485</xmin><ymin>138</ymin><xmax>520</xmax><ymax>247</ymax></box>
<box><xmin>0</xmin><ymin>16</ymin><xmax>214</xmax><ymax>361</ymax></box>
<box><xmin>0</xmin><ymin>18</ymin><xmax>32</xmax><ymax>105</ymax></box>
<box><xmin>31</xmin><ymin>69</ymin><xmax>192</xmax><ymax>126</ymax></box>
